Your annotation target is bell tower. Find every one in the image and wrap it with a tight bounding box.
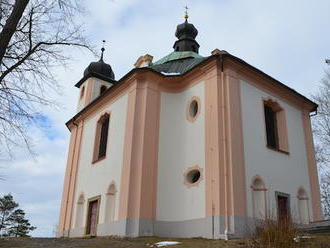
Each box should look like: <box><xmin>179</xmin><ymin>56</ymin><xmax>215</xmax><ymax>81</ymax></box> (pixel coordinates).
<box><xmin>173</xmin><ymin>7</ymin><xmax>200</xmax><ymax>53</ymax></box>
<box><xmin>75</xmin><ymin>41</ymin><xmax>116</xmax><ymax>112</ymax></box>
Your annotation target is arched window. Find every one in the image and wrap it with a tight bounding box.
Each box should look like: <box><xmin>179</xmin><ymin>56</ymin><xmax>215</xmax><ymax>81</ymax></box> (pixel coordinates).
<box><xmin>75</xmin><ymin>193</ymin><xmax>85</xmax><ymax>228</ymax></box>
<box><xmin>93</xmin><ymin>113</ymin><xmax>110</xmax><ymax>162</ymax></box>
<box><xmin>297</xmin><ymin>187</ymin><xmax>310</xmax><ymax>224</ymax></box>
<box><xmin>80</xmin><ymin>86</ymin><xmax>85</xmax><ymax>99</ymax></box>
<box><xmin>251</xmin><ymin>176</ymin><xmax>267</xmax><ymax>219</ymax></box>
<box><xmin>105</xmin><ymin>183</ymin><xmax>116</xmax><ymax>223</ymax></box>
<box><xmin>263</xmin><ymin>99</ymin><xmax>289</xmax><ymax>153</ymax></box>
<box><xmin>100</xmin><ymin>85</ymin><xmax>107</xmax><ymax>96</ymax></box>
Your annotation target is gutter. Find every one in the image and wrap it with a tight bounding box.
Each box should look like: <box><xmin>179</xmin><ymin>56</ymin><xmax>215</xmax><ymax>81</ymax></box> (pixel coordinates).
<box><xmin>310</xmin><ymin>109</ymin><xmax>318</xmax><ymax>117</ymax></box>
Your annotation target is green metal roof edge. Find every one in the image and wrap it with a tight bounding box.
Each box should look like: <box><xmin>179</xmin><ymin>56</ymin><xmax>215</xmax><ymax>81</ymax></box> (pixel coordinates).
<box><xmin>152</xmin><ymin>51</ymin><xmax>203</xmax><ymax>65</ymax></box>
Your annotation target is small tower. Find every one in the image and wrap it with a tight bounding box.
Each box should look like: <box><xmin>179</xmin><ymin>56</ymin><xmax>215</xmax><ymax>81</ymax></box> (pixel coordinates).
<box><xmin>173</xmin><ymin>7</ymin><xmax>200</xmax><ymax>53</ymax></box>
<box><xmin>75</xmin><ymin>41</ymin><xmax>116</xmax><ymax>112</ymax></box>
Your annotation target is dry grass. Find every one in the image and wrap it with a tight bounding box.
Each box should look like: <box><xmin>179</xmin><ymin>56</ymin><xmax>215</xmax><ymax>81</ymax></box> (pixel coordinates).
<box><xmin>0</xmin><ymin>233</ymin><xmax>330</xmax><ymax>248</ymax></box>
<box><xmin>0</xmin><ymin>236</ymin><xmax>246</xmax><ymax>248</ymax></box>
<box><xmin>247</xmin><ymin>217</ymin><xmax>301</xmax><ymax>248</ymax></box>
<box><xmin>246</xmin><ymin>215</ymin><xmax>330</xmax><ymax>248</ymax></box>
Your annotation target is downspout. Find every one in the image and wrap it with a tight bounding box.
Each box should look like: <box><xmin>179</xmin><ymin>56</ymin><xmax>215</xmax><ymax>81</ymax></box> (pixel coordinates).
<box><xmin>62</xmin><ymin>118</ymin><xmax>79</xmax><ymax>237</ymax></box>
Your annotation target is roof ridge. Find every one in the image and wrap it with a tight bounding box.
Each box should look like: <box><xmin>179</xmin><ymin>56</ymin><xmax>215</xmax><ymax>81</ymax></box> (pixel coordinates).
<box><xmin>153</xmin><ymin>51</ymin><xmax>204</xmax><ymax>65</ymax></box>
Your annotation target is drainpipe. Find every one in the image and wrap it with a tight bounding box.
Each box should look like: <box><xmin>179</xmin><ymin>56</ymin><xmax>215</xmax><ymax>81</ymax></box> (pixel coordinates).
<box><xmin>212</xmin><ymin>205</ymin><xmax>214</xmax><ymax>239</ymax></box>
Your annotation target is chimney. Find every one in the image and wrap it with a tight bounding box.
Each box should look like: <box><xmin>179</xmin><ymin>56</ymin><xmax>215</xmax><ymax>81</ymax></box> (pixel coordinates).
<box><xmin>134</xmin><ymin>54</ymin><xmax>153</xmax><ymax>68</ymax></box>
<box><xmin>211</xmin><ymin>49</ymin><xmax>228</xmax><ymax>56</ymax></box>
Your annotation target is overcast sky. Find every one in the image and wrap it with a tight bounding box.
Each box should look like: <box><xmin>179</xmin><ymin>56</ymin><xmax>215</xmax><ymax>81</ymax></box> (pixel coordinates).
<box><xmin>1</xmin><ymin>0</ymin><xmax>330</xmax><ymax>237</ymax></box>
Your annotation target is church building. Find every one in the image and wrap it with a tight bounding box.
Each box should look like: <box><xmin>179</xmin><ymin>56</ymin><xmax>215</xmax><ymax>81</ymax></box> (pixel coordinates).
<box><xmin>57</xmin><ymin>15</ymin><xmax>322</xmax><ymax>239</ymax></box>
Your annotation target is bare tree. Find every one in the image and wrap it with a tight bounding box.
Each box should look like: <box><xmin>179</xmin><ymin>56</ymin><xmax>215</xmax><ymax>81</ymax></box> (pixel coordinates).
<box><xmin>320</xmin><ymin>172</ymin><xmax>330</xmax><ymax>219</ymax></box>
<box><xmin>0</xmin><ymin>0</ymin><xmax>92</xmax><ymax>158</ymax></box>
<box><xmin>312</xmin><ymin>71</ymin><xmax>330</xmax><ymax>219</ymax></box>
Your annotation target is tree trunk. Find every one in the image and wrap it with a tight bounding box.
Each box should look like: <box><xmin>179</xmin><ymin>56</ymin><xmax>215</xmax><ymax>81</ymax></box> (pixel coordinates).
<box><xmin>0</xmin><ymin>0</ymin><xmax>30</xmax><ymax>65</ymax></box>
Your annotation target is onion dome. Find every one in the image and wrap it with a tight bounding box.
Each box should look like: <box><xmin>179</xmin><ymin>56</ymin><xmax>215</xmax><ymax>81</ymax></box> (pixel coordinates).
<box><xmin>175</xmin><ymin>20</ymin><xmax>198</xmax><ymax>40</ymax></box>
<box><xmin>173</xmin><ymin>13</ymin><xmax>200</xmax><ymax>53</ymax></box>
<box><xmin>83</xmin><ymin>47</ymin><xmax>115</xmax><ymax>80</ymax></box>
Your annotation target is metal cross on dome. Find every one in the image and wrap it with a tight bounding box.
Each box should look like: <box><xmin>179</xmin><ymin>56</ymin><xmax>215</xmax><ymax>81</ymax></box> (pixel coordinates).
<box><xmin>184</xmin><ymin>5</ymin><xmax>189</xmax><ymax>20</ymax></box>
<box><xmin>100</xmin><ymin>40</ymin><xmax>106</xmax><ymax>60</ymax></box>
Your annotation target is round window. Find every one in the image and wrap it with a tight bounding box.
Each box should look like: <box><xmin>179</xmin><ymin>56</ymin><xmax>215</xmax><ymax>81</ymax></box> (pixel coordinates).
<box><xmin>186</xmin><ymin>169</ymin><xmax>201</xmax><ymax>184</ymax></box>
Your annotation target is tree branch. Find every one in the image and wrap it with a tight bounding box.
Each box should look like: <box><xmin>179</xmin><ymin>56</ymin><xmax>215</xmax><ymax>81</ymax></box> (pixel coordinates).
<box><xmin>0</xmin><ymin>0</ymin><xmax>30</xmax><ymax>65</ymax></box>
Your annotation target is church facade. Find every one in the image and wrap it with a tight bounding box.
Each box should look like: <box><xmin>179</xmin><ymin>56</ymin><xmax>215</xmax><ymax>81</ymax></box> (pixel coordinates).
<box><xmin>57</xmin><ymin>17</ymin><xmax>322</xmax><ymax>239</ymax></box>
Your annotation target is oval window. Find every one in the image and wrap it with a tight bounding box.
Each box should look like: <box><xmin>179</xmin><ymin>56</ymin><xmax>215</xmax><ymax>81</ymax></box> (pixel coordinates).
<box><xmin>186</xmin><ymin>169</ymin><xmax>201</xmax><ymax>184</ymax></box>
<box><xmin>189</xmin><ymin>100</ymin><xmax>198</xmax><ymax>118</ymax></box>
<box><xmin>186</xmin><ymin>97</ymin><xmax>200</xmax><ymax>122</ymax></box>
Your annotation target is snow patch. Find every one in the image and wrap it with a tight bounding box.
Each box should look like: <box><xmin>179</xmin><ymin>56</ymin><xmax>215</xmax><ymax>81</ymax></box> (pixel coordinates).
<box><xmin>154</xmin><ymin>241</ymin><xmax>181</xmax><ymax>247</ymax></box>
<box><xmin>160</xmin><ymin>72</ymin><xmax>181</xmax><ymax>76</ymax></box>
<box><xmin>293</xmin><ymin>236</ymin><xmax>312</xmax><ymax>243</ymax></box>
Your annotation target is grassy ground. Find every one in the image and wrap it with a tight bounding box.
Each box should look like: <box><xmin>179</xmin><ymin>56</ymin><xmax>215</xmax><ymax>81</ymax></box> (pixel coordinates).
<box><xmin>0</xmin><ymin>234</ymin><xmax>330</xmax><ymax>248</ymax></box>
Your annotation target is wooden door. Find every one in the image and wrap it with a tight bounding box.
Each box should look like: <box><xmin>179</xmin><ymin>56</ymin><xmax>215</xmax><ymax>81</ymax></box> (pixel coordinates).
<box><xmin>277</xmin><ymin>195</ymin><xmax>289</xmax><ymax>221</ymax></box>
<box><xmin>86</xmin><ymin>200</ymin><xmax>99</xmax><ymax>236</ymax></box>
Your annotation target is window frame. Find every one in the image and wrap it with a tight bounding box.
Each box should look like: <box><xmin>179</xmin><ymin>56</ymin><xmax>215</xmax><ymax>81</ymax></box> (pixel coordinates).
<box><xmin>264</xmin><ymin>104</ymin><xmax>279</xmax><ymax>149</ymax></box>
<box><xmin>92</xmin><ymin>112</ymin><xmax>111</xmax><ymax>164</ymax></box>
<box><xmin>262</xmin><ymin>99</ymin><xmax>289</xmax><ymax>154</ymax></box>
<box><xmin>186</xmin><ymin>96</ymin><xmax>201</xmax><ymax>122</ymax></box>
<box><xmin>183</xmin><ymin>165</ymin><xmax>203</xmax><ymax>188</ymax></box>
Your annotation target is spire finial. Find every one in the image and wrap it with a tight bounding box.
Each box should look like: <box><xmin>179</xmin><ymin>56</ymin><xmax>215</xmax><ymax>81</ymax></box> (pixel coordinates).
<box><xmin>184</xmin><ymin>5</ymin><xmax>189</xmax><ymax>20</ymax></box>
<box><xmin>100</xmin><ymin>40</ymin><xmax>106</xmax><ymax>61</ymax></box>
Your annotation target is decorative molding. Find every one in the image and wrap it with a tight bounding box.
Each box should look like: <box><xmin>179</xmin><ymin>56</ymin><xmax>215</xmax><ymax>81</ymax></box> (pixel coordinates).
<box><xmin>77</xmin><ymin>193</ymin><xmax>85</xmax><ymax>204</ymax></box>
<box><xmin>222</xmin><ymin>58</ymin><xmax>316</xmax><ymax>112</ymax></box>
<box><xmin>302</xmin><ymin>110</ymin><xmax>322</xmax><ymax>221</ymax></box>
<box><xmin>250</xmin><ymin>175</ymin><xmax>267</xmax><ymax>190</ymax></box>
<box><xmin>118</xmin><ymin>79</ymin><xmax>161</xmax><ymax>221</ymax></box>
<box><xmin>65</xmin><ymin>121</ymin><xmax>84</xmax><ymax>232</ymax></box>
<box><xmin>107</xmin><ymin>181</ymin><xmax>117</xmax><ymax>195</ymax></box>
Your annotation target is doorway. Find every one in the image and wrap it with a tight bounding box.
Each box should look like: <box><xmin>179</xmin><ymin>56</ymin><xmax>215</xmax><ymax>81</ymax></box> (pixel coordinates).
<box><xmin>86</xmin><ymin>197</ymin><xmax>100</xmax><ymax>236</ymax></box>
<box><xmin>276</xmin><ymin>192</ymin><xmax>290</xmax><ymax>222</ymax></box>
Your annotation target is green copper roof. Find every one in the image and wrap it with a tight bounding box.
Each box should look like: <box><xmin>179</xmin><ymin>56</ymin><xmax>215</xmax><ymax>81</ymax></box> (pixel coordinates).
<box><xmin>153</xmin><ymin>51</ymin><xmax>203</xmax><ymax>65</ymax></box>
<box><xmin>149</xmin><ymin>57</ymin><xmax>207</xmax><ymax>76</ymax></box>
